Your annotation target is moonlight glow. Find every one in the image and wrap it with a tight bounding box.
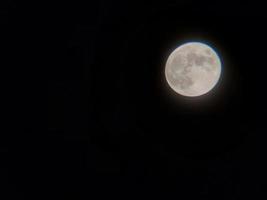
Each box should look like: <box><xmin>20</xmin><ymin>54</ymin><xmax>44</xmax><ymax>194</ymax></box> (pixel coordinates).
<box><xmin>165</xmin><ymin>42</ymin><xmax>222</xmax><ymax>97</ymax></box>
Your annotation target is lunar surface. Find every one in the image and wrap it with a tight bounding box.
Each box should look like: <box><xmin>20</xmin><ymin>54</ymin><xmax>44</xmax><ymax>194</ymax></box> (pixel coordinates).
<box><xmin>165</xmin><ymin>42</ymin><xmax>222</xmax><ymax>97</ymax></box>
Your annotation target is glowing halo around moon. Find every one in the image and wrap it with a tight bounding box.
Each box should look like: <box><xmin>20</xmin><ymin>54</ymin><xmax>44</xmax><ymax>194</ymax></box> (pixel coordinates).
<box><xmin>165</xmin><ymin>42</ymin><xmax>222</xmax><ymax>97</ymax></box>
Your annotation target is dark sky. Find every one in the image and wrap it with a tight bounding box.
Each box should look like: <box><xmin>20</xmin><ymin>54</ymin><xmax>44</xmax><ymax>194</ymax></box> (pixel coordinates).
<box><xmin>6</xmin><ymin>0</ymin><xmax>267</xmax><ymax>199</ymax></box>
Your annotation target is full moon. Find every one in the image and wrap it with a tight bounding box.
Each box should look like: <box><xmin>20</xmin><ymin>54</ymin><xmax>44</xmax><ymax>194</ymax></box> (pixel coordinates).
<box><xmin>165</xmin><ymin>42</ymin><xmax>222</xmax><ymax>97</ymax></box>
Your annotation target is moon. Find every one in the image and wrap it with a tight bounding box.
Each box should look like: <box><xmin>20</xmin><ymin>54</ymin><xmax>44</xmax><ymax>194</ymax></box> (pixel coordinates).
<box><xmin>165</xmin><ymin>42</ymin><xmax>222</xmax><ymax>97</ymax></box>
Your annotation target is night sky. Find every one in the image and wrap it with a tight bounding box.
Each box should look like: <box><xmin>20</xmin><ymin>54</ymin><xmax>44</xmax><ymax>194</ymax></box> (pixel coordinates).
<box><xmin>6</xmin><ymin>0</ymin><xmax>267</xmax><ymax>199</ymax></box>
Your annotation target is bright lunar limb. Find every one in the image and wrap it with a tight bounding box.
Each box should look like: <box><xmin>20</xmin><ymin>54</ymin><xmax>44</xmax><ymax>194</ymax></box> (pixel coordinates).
<box><xmin>165</xmin><ymin>42</ymin><xmax>222</xmax><ymax>97</ymax></box>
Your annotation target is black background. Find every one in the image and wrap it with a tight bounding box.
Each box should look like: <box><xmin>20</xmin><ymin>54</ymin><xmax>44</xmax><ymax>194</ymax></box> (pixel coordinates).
<box><xmin>5</xmin><ymin>0</ymin><xmax>267</xmax><ymax>199</ymax></box>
